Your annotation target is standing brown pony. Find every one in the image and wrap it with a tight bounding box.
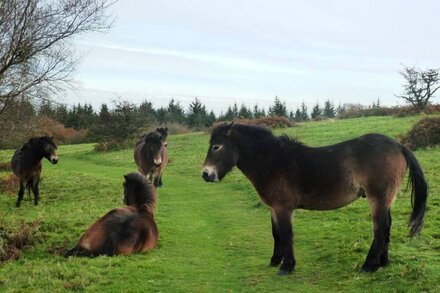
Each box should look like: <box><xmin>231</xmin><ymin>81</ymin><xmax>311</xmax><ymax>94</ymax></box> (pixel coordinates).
<box><xmin>11</xmin><ymin>136</ymin><xmax>58</xmax><ymax>207</ymax></box>
<box><xmin>65</xmin><ymin>173</ymin><xmax>158</xmax><ymax>257</ymax></box>
<box><xmin>202</xmin><ymin>123</ymin><xmax>428</xmax><ymax>275</ymax></box>
<box><xmin>134</xmin><ymin>127</ymin><xmax>168</xmax><ymax>187</ymax></box>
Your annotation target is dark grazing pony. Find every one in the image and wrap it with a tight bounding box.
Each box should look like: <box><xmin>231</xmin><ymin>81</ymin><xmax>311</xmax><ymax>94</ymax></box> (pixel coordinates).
<box><xmin>134</xmin><ymin>127</ymin><xmax>168</xmax><ymax>187</ymax></box>
<box><xmin>11</xmin><ymin>136</ymin><xmax>58</xmax><ymax>207</ymax></box>
<box><xmin>202</xmin><ymin>123</ymin><xmax>428</xmax><ymax>275</ymax></box>
<box><xmin>65</xmin><ymin>172</ymin><xmax>158</xmax><ymax>257</ymax></box>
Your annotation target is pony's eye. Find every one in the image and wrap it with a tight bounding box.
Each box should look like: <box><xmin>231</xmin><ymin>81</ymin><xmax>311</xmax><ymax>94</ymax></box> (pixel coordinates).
<box><xmin>212</xmin><ymin>145</ymin><xmax>222</xmax><ymax>151</ymax></box>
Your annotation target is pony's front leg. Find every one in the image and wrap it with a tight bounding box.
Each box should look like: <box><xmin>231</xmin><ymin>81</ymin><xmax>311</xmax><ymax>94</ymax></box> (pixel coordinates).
<box><xmin>153</xmin><ymin>176</ymin><xmax>163</xmax><ymax>187</ymax></box>
<box><xmin>31</xmin><ymin>180</ymin><xmax>40</xmax><ymax>206</ymax></box>
<box><xmin>269</xmin><ymin>209</ymin><xmax>282</xmax><ymax>266</ymax></box>
<box><xmin>273</xmin><ymin>207</ymin><xmax>295</xmax><ymax>275</ymax></box>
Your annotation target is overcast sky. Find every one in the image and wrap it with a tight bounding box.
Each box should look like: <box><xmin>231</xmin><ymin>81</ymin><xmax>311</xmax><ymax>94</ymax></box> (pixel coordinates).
<box><xmin>64</xmin><ymin>0</ymin><xmax>440</xmax><ymax>114</ymax></box>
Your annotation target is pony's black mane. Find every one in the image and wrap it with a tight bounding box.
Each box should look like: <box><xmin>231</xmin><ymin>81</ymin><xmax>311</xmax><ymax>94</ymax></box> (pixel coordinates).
<box><xmin>139</xmin><ymin>128</ymin><xmax>167</xmax><ymax>144</ymax></box>
<box><xmin>279</xmin><ymin>134</ymin><xmax>304</xmax><ymax>146</ymax></box>
<box><xmin>145</xmin><ymin>132</ymin><xmax>161</xmax><ymax>142</ymax></box>
<box><xmin>212</xmin><ymin>123</ymin><xmax>304</xmax><ymax>148</ymax></box>
<box><xmin>124</xmin><ymin>172</ymin><xmax>156</xmax><ymax>211</ymax></box>
<box><xmin>22</xmin><ymin>136</ymin><xmax>57</xmax><ymax>151</ymax></box>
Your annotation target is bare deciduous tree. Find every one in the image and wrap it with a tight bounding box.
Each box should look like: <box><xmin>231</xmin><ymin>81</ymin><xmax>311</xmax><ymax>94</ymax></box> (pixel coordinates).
<box><xmin>396</xmin><ymin>65</ymin><xmax>440</xmax><ymax>111</ymax></box>
<box><xmin>0</xmin><ymin>0</ymin><xmax>115</xmax><ymax>146</ymax></box>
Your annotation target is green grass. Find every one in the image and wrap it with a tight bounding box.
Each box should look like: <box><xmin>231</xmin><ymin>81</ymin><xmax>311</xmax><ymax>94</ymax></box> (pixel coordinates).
<box><xmin>0</xmin><ymin>115</ymin><xmax>439</xmax><ymax>292</ymax></box>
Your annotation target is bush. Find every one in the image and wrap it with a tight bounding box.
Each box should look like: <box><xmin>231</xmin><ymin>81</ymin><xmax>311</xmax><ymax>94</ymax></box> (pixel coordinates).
<box><xmin>312</xmin><ymin>115</ymin><xmax>329</xmax><ymax>121</ymax></box>
<box><xmin>392</xmin><ymin>106</ymin><xmax>422</xmax><ymax>117</ymax></box>
<box><xmin>401</xmin><ymin>117</ymin><xmax>440</xmax><ymax>149</ymax></box>
<box><xmin>36</xmin><ymin>117</ymin><xmax>89</xmax><ymax>145</ymax></box>
<box><xmin>0</xmin><ymin>173</ymin><xmax>18</xmax><ymax>195</ymax></box>
<box><xmin>54</xmin><ymin>127</ymin><xmax>88</xmax><ymax>145</ymax></box>
<box><xmin>0</xmin><ymin>221</ymin><xmax>43</xmax><ymax>262</ymax></box>
<box><xmin>0</xmin><ymin>162</ymin><xmax>11</xmax><ymax>172</ymax></box>
<box><xmin>338</xmin><ymin>104</ymin><xmax>399</xmax><ymax>119</ymax></box>
<box><xmin>338</xmin><ymin>104</ymin><xmax>440</xmax><ymax>119</ymax></box>
<box><xmin>139</xmin><ymin>123</ymin><xmax>191</xmax><ymax>136</ymax></box>
<box><xmin>160</xmin><ymin>123</ymin><xmax>191</xmax><ymax>135</ymax></box>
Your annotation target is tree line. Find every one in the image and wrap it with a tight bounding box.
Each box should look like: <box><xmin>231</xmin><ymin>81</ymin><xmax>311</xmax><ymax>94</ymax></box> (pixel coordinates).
<box><xmin>33</xmin><ymin>96</ymin><xmax>343</xmax><ymax>132</ymax></box>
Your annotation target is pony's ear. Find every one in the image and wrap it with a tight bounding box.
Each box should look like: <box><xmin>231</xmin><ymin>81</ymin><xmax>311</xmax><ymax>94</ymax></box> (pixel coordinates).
<box><xmin>124</xmin><ymin>174</ymin><xmax>129</xmax><ymax>181</ymax></box>
<box><xmin>226</xmin><ymin>122</ymin><xmax>234</xmax><ymax>137</ymax></box>
<box><xmin>156</xmin><ymin>127</ymin><xmax>168</xmax><ymax>138</ymax></box>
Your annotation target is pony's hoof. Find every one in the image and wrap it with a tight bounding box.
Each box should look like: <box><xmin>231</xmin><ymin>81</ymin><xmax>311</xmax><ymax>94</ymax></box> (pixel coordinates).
<box><xmin>359</xmin><ymin>264</ymin><xmax>379</xmax><ymax>273</ymax></box>
<box><xmin>15</xmin><ymin>203</ymin><xmax>21</xmax><ymax>208</ymax></box>
<box><xmin>34</xmin><ymin>201</ymin><xmax>39</xmax><ymax>206</ymax></box>
<box><xmin>277</xmin><ymin>269</ymin><xmax>292</xmax><ymax>276</ymax></box>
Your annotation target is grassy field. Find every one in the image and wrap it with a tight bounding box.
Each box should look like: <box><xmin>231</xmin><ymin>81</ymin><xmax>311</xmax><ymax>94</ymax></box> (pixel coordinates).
<box><xmin>0</xmin><ymin>115</ymin><xmax>439</xmax><ymax>292</ymax></box>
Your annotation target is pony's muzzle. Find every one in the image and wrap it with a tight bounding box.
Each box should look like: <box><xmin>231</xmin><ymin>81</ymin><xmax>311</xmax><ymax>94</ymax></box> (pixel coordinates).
<box><xmin>153</xmin><ymin>158</ymin><xmax>162</xmax><ymax>167</ymax></box>
<box><xmin>50</xmin><ymin>156</ymin><xmax>58</xmax><ymax>164</ymax></box>
<box><xmin>202</xmin><ymin>166</ymin><xmax>218</xmax><ymax>182</ymax></box>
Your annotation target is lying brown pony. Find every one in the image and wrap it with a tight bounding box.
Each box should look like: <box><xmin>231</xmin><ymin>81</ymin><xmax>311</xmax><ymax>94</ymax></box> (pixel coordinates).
<box><xmin>65</xmin><ymin>173</ymin><xmax>158</xmax><ymax>257</ymax></box>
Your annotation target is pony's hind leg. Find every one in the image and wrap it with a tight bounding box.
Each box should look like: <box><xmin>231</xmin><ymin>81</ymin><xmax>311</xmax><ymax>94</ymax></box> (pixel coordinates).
<box><xmin>15</xmin><ymin>180</ymin><xmax>25</xmax><ymax>207</ymax></box>
<box><xmin>31</xmin><ymin>179</ymin><xmax>40</xmax><ymax>206</ymax></box>
<box><xmin>379</xmin><ymin>209</ymin><xmax>392</xmax><ymax>267</ymax></box>
<box><xmin>65</xmin><ymin>246</ymin><xmax>95</xmax><ymax>258</ymax></box>
<box><xmin>361</xmin><ymin>200</ymin><xmax>391</xmax><ymax>273</ymax></box>
<box><xmin>269</xmin><ymin>209</ymin><xmax>283</xmax><ymax>266</ymax></box>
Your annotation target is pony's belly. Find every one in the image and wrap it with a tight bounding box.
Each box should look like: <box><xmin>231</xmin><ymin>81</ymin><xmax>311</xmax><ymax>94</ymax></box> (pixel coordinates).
<box><xmin>297</xmin><ymin>191</ymin><xmax>361</xmax><ymax>211</ymax></box>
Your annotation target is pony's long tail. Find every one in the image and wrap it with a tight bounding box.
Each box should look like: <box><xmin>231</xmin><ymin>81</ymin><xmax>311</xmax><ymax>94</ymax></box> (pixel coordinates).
<box><xmin>401</xmin><ymin>146</ymin><xmax>428</xmax><ymax>237</ymax></box>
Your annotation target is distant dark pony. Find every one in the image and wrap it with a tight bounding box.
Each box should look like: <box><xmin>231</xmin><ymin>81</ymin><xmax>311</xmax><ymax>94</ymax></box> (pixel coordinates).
<box><xmin>11</xmin><ymin>136</ymin><xmax>58</xmax><ymax>207</ymax></box>
<box><xmin>134</xmin><ymin>127</ymin><xmax>168</xmax><ymax>187</ymax></box>
<box><xmin>65</xmin><ymin>173</ymin><xmax>158</xmax><ymax>257</ymax></box>
<box><xmin>202</xmin><ymin>123</ymin><xmax>428</xmax><ymax>275</ymax></box>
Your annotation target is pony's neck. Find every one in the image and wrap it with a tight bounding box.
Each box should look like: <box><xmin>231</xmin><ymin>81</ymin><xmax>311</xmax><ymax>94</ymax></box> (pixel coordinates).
<box><xmin>25</xmin><ymin>143</ymin><xmax>45</xmax><ymax>162</ymax></box>
<box><xmin>232</xmin><ymin>128</ymin><xmax>304</xmax><ymax>188</ymax></box>
<box><xmin>136</xmin><ymin>184</ymin><xmax>157</xmax><ymax>214</ymax></box>
<box><xmin>233</xmin><ymin>131</ymin><xmax>281</xmax><ymax>178</ymax></box>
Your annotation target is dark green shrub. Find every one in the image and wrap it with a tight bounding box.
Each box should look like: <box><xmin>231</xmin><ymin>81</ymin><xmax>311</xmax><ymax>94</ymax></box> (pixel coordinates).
<box><xmin>401</xmin><ymin>117</ymin><xmax>440</xmax><ymax>149</ymax></box>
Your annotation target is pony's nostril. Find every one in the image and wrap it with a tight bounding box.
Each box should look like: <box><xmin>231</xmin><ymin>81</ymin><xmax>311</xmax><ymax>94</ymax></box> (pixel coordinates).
<box><xmin>52</xmin><ymin>159</ymin><xmax>58</xmax><ymax>164</ymax></box>
<box><xmin>202</xmin><ymin>171</ymin><xmax>210</xmax><ymax>181</ymax></box>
